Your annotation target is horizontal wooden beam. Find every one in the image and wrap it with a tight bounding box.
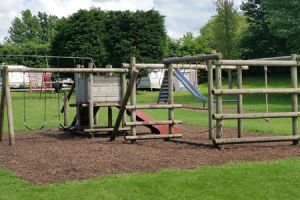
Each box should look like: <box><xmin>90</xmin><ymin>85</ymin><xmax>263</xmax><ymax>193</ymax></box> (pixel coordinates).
<box><xmin>125</xmin><ymin>120</ymin><xmax>182</xmax><ymax>126</ymax></box>
<box><xmin>125</xmin><ymin>134</ymin><xmax>182</xmax><ymax>140</ymax></box>
<box><xmin>6</xmin><ymin>67</ymin><xmax>128</xmax><ymax>73</ymax></box>
<box><xmin>163</xmin><ymin>53</ymin><xmax>223</xmax><ymax>64</ymax></box>
<box><xmin>69</xmin><ymin>103</ymin><xmax>121</xmax><ymax>107</ymax></box>
<box><xmin>122</xmin><ymin>63</ymin><xmax>248</xmax><ymax>70</ymax></box>
<box><xmin>84</xmin><ymin>127</ymin><xmax>130</xmax><ymax>133</ymax></box>
<box><xmin>212</xmin><ymin>88</ymin><xmax>300</xmax><ymax>95</ymax></box>
<box><xmin>251</xmin><ymin>55</ymin><xmax>300</xmax><ymax>61</ymax></box>
<box><xmin>213</xmin><ymin>112</ymin><xmax>300</xmax><ymax>120</ymax></box>
<box><xmin>251</xmin><ymin>56</ymin><xmax>292</xmax><ymax>61</ymax></box>
<box><xmin>126</xmin><ymin>104</ymin><xmax>182</xmax><ymax>109</ymax></box>
<box><xmin>213</xmin><ymin>135</ymin><xmax>300</xmax><ymax>145</ymax></box>
<box><xmin>213</xmin><ymin>60</ymin><xmax>298</xmax><ymax>67</ymax></box>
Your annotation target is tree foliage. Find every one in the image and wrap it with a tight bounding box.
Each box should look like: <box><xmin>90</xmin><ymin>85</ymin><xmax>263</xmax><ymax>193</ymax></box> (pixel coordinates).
<box><xmin>7</xmin><ymin>9</ymin><xmax>58</xmax><ymax>44</ymax></box>
<box><xmin>51</xmin><ymin>8</ymin><xmax>108</xmax><ymax>68</ymax></box>
<box><xmin>202</xmin><ymin>0</ymin><xmax>247</xmax><ymax>59</ymax></box>
<box><xmin>104</xmin><ymin>9</ymin><xmax>166</xmax><ymax>67</ymax></box>
<box><xmin>264</xmin><ymin>0</ymin><xmax>300</xmax><ymax>53</ymax></box>
<box><xmin>239</xmin><ymin>0</ymin><xmax>290</xmax><ymax>75</ymax></box>
<box><xmin>165</xmin><ymin>33</ymin><xmax>212</xmax><ymax>57</ymax></box>
<box><xmin>0</xmin><ymin>43</ymin><xmax>50</xmax><ymax>68</ymax></box>
<box><xmin>239</xmin><ymin>0</ymin><xmax>289</xmax><ymax>59</ymax></box>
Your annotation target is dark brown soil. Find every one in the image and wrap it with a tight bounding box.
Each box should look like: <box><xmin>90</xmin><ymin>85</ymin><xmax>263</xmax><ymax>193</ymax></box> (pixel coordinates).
<box><xmin>1</xmin><ymin>125</ymin><xmax>300</xmax><ymax>186</ymax></box>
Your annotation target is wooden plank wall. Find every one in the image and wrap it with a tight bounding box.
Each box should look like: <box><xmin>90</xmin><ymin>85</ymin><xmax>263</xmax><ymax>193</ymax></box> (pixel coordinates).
<box><xmin>75</xmin><ymin>74</ymin><xmax>88</xmax><ymax>103</ymax></box>
<box><xmin>76</xmin><ymin>75</ymin><xmax>122</xmax><ymax>103</ymax></box>
<box><xmin>93</xmin><ymin>76</ymin><xmax>121</xmax><ymax>102</ymax></box>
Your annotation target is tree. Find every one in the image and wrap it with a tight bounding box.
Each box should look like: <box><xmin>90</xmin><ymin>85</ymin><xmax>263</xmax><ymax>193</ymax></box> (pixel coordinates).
<box><xmin>51</xmin><ymin>8</ymin><xmax>108</xmax><ymax>68</ymax></box>
<box><xmin>37</xmin><ymin>12</ymin><xmax>59</xmax><ymax>44</ymax></box>
<box><xmin>165</xmin><ymin>33</ymin><xmax>212</xmax><ymax>57</ymax></box>
<box><xmin>209</xmin><ymin>0</ymin><xmax>247</xmax><ymax>59</ymax></box>
<box><xmin>239</xmin><ymin>0</ymin><xmax>290</xmax><ymax>75</ymax></box>
<box><xmin>264</xmin><ymin>0</ymin><xmax>300</xmax><ymax>53</ymax></box>
<box><xmin>179</xmin><ymin>33</ymin><xmax>212</xmax><ymax>56</ymax></box>
<box><xmin>200</xmin><ymin>19</ymin><xmax>218</xmax><ymax>51</ymax></box>
<box><xmin>104</xmin><ymin>9</ymin><xmax>167</xmax><ymax>67</ymax></box>
<box><xmin>164</xmin><ymin>35</ymin><xmax>181</xmax><ymax>56</ymax></box>
<box><xmin>7</xmin><ymin>10</ymin><xmax>58</xmax><ymax>44</ymax></box>
<box><xmin>0</xmin><ymin>42</ymin><xmax>51</xmax><ymax>67</ymax></box>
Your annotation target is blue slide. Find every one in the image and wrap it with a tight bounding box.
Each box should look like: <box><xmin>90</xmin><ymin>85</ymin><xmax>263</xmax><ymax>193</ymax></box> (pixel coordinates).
<box><xmin>174</xmin><ymin>69</ymin><xmax>236</xmax><ymax>104</ymax></box>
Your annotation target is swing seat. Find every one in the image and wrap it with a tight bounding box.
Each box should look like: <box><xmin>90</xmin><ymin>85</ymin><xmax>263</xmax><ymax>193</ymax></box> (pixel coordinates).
<box><xmin>24</xmin><ymin>122</ymin><xmax>46</xmax><ymax>131</ymax></box>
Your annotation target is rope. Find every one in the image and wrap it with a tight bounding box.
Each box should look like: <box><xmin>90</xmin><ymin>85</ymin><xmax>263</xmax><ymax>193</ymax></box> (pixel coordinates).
<box><xmin>177</xmin><ymin>62</ymin><xmax>182</xmax><ymax>71</ymax></box>
<box><xmin>194</xmin><ymin>61</ymin><xmax>198</xmax><ymax>86</ymax></box>
<box><xmin>189</xmin><ymin>62</ymin><xmax>192</xmax><ymax>85</ymax></box>
<box><xmin>263</xmin><ymin>58</ymin><xmax>269</xmax><ymax>122</ymax></box>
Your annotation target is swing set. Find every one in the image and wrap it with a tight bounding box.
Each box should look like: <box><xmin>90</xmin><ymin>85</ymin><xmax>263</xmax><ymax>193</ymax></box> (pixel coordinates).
<box><xmin>0</xmin><ymin>55</ymin><xmax>99</xmax><ymax>144</ymax></box>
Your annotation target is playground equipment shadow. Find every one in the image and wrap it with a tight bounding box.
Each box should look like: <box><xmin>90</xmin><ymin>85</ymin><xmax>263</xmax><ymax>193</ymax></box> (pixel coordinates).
<box><xmin>1</xmin><ymin>124</ymin><xmax>300</xmax><ymax>186</ymax></box>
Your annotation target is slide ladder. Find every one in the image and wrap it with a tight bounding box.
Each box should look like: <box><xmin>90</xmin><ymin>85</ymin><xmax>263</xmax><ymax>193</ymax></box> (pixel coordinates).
<box><xmin>157</xmin><ymin>69</ymin><xmax>236</xmax><ymax>104</ymax></box>
<box><xmin>157</xmin><ymin>70</ymin><xmax>169</xmax><ymax>103</ymax></box>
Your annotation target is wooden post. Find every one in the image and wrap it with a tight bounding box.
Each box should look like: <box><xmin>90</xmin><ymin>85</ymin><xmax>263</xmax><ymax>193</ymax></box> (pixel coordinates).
<box><xmin>94</xmin><ymin>111</ymin><xmax>99</xmax><ymax>125</ymax></box>
<box><xmin>121</xmin><ymin>70</ymin><xmax>127</xmax><ymax>128</ymax></box>
<box><xmin>75</xmin><ymin>64</ymin><xmax>81</xmax><ymax>130</ymax></box>
<box><xmin>110</xmin><ymin>69</ymin><xmax>139</xmax><ymax>141</ymax></box>
<box><xmin>130</xmin><ymin>57</ymin><xmax>137</xmax><ymax>143</ymax></box>
<box><xmin>5</xmin><ymin>71</ymin><xmax>15</xmax><ymax>145</ymax></box>
<box><xmin>29</xmin><ymin>81</ymin><xmax>32</xmax><ymax>96</ymax></box>
<box><xmin>61</xmin><ymin>83</ymin><xmax>75</xmax><ymax>113</ymax></box>
<box><xmin>108</xmin><ymin>65</ymin><xmax>112</xmax><ymax>76</ymax></box>
<box><xmin>107</xmin><ymin>65</ymin><xmax>112</xmax><ymax>132</ymax></box>
<box><xmin>88</xmin><ymin>63</ymin><xmax>94</xmax><ymax>131</ymax></box>
<box><xmin>0</xmin><ymin>68</ymin><xmax>7</xmax><ymax>142</ymax></box>
<box><xmin>291</xmin><ymin>54</ymin><xmax>298</xmax><ymax>145</ymax></box>
<box><xmin>215</xmin><ymin>64</ymin><xmax>222</xmax><ymax>139</ymax></box>
<box><xmin>168</xmin><ymin>63</ymin><xmax>174</xmax><ymax>137</ymax></box>
<box><xmin>207</xmin><ymin>60</ymin><xmax>214</xmax><ymax>139</ymax></box>
<box><xmin>228</xmin><ymin>70</ymin><xmax>232</xmax><ymax>91</ymax></box>
<box><xmin>237</xmin><ymin>66</ymin><xmax>243</xmax><ymax>138</ymax></box>
<box><xmin>64</xmin><ymin>92</ymin><xmax>68</xmax><ymax>126</ymax></box>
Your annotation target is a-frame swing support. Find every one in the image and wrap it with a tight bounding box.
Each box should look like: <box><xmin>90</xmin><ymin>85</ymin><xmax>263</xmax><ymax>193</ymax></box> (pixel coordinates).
<box><xmin>0</xmin><ymin>66</ymin><xmax>15</xmax><ymax>145</ymax></box>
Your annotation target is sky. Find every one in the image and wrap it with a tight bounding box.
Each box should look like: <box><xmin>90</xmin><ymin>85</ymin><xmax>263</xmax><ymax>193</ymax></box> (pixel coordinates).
<box><xmin>0</xmin><ymin>0</ymin><xmax>242</xmax><ymax>42</ymax></box>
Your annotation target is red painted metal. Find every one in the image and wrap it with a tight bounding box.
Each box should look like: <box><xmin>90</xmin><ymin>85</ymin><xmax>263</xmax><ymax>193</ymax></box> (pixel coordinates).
<box><xmin>117</xmin><ymin>107</ymin><xmax>180</xmax><ymax>134</ymax></box>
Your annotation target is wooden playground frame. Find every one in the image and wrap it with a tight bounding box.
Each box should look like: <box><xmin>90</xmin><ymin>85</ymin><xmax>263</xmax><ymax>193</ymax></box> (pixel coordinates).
<box><xmin>160</xmin><ymin>53</ymin><xmax>300</xmax><ymax>149</ymax></box>
<box><xmin>1</xmin><ymin>53</ymin><xmax>300</xmax><ymax>150</ymax></box>
<box><xmin>212</xmin><ymin>54</ymin><xmax>300</xmax><ymax>149</ymax></box>
<box><xmin>0</xmin><ymin>58</ymin><xmax>183</xmax><ymax>145</ymax></box>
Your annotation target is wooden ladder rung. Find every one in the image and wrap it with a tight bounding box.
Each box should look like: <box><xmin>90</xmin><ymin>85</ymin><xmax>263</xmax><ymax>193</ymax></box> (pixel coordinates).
<box><xmin>125</xmin><ymin>104</ymin><xmax>182</xmax><ymax>110</ymax></box>
<box><xmin>213</xmin><ymin>135</ymin><xmax>300</xmax><ymax>145</ymax></box>
<box><xmin>125</xmin><ymin>134</ymin><xmax>182</xmax><ymax>140</ymax></box>
<box><xmin>125</xmin><ymin>120</ymin><xmax>182</xmax><ymax>126</ymax></box>
<box><xmin>84</xmin><ymin>127</ymin><xmax>131</xmax><ymax>133</ymax></box>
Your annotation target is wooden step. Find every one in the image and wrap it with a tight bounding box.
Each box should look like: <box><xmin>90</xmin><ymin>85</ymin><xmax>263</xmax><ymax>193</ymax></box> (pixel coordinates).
<box><xmin>125</xmin><ymin>120</ymin><xmax>182</xmax><ymax>126</ymax></box>
<box><xmin>84</xmin><ymin>127</ymin><xmax>131</xmax><ymax>133</ymax></box>
<box><xmin>125</xmin><ymin>134</ymin><xmax>182</xmax><ymax>140</ymax></box>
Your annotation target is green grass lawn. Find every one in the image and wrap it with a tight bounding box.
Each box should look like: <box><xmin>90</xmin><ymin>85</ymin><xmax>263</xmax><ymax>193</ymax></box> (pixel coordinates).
<box><xmin>1</xmin><ymin>158</ymin><xmax>300</xmax><ymax>200</ymax></box>
<box><xmin>1</xmin><ymin>73</ymin><xmax>300</xmax><ymax>199</ymax></box>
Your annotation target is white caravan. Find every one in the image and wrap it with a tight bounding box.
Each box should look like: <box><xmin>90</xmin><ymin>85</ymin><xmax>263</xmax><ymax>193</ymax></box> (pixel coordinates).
<box><xmin>137</xmin><ymin>69</ymin><xmax>166</xmax><ymax>90</ymax></box>
<box><xmin>0</xmin><ymin>65</ymin><xmax>30</xmax><ymax>88</ymax></box>
<box><xmin>137</xmin><ymin>69</ymin><xmax>198</xmax><ymax>91</ymax></box>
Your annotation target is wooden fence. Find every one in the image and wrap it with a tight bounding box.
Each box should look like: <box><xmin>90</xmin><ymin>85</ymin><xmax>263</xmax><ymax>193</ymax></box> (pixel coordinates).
<box><xmin>211</xmin><ymin>54</ymin><xmax>300</xmax><ymax>149</ymax></box>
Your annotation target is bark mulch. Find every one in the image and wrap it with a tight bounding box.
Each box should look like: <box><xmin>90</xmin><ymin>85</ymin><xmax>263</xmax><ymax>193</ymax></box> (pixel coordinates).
<box><xmin>1</xmin><ymin>124</ymin><xmax>300</xmax><ymax>186</ymax></box>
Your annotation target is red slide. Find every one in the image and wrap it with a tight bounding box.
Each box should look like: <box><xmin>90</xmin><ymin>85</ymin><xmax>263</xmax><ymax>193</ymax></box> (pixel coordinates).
<box><xmin>125</xmin><ymin>109</ymin><xmax>180</xmax><ymax>134</ymax></box>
